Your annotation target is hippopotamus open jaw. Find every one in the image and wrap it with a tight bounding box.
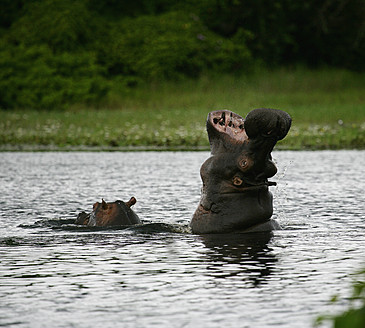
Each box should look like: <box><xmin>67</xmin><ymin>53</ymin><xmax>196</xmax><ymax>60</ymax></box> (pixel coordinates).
<box><xmin>76</xmin><ymin>197</ymin><xmax>141</xmax><ymax>227</ymax></box>
<box><xmin>190</xmin><ymin>108</ymin><xmax>292</xmax><ymax>234</ymax></box>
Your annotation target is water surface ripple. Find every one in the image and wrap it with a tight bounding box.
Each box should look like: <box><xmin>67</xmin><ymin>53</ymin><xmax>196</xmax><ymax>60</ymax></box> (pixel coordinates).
<box><xmin>1</xmin><ymin>151</ymin><xmax>364</xmax><ymax>327</ymax></box>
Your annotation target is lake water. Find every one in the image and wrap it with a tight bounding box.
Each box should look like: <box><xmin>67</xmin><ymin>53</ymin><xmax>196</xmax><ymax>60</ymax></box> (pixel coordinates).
<box><xmin>1</xmin><ymin>151</ymin><xmax>364</xmax><ymax>328</ymax></box>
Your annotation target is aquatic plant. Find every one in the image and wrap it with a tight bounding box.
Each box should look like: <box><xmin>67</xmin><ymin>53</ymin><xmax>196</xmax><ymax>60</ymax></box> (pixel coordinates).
<box><xmin>315</xmin><ymin>269</ymin><xmax>365</xmax><ymax>328</ymax></box>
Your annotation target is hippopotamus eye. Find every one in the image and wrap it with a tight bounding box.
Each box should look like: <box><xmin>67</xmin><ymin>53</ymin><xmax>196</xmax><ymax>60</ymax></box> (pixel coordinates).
<box><xmin>239</xmin><ymin>159</ymin><xmax>248</xmax><ymax>168</ymax></box>
<box><xmin>238</xmin><ymin>157</ymin><xmax>252</xmax><ymax>172</ymax></box>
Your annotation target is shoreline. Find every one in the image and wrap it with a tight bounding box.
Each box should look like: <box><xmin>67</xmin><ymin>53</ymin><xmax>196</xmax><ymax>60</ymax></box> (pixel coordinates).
<box><xmin>1</xmin><ymin>144</ymin><xmax>364</xmax><ymax>152</ymax></box>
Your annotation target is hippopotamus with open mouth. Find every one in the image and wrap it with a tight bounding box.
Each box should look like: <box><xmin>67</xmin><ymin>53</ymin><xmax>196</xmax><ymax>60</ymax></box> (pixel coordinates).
<box><xmin>76</xmin><ymin>197</ymin><xmax>141</xmax><ymax>227</ymax></box>
<box><xmin>190</xmin><ymin>108</ymin><xmax>291</xmax><ymax>234</ymax></box>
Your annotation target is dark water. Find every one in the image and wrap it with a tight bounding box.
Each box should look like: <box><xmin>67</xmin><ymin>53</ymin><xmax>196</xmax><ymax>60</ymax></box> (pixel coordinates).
<box><xmin>1</xmin><ymin>151</ymin><xmax>364</xmax><ymax>328</ymax></box>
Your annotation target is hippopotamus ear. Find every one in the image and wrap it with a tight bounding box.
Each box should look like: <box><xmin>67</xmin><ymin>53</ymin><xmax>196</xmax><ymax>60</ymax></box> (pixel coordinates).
<box><xmin>125</xmin><ymin>197</ymin><xmax>137</xmax><ymax>207</ymax></box>
<box><xmin>244</xmin><ymin>108</ymin><xmax>292</xmax><ymax>140</ymax></box>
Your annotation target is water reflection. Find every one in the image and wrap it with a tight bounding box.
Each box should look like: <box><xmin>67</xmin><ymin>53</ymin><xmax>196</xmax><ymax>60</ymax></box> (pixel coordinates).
<box><xmin>200</xmin><ymin>232</ymin><xmax>277</xmax><ymax>286</ymax></box>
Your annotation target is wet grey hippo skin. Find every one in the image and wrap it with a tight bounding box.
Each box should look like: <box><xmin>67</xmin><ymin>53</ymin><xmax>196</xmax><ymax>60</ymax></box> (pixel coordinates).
<box><xmin>190</xmin><ymin>108</ymin><xmax>292</xmax><ymax>234</ymax></box>
<box><xmin>76</xmin><ymin>197</ymin><xmax>141</xmax><ymax>227</ymax></box>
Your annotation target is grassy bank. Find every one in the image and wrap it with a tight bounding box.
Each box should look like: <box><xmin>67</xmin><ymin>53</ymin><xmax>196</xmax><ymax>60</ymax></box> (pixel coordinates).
<box><xmin>1</xmin><ymin>68</ymin><xmax>364</xmax><ymax>150</ymax></box>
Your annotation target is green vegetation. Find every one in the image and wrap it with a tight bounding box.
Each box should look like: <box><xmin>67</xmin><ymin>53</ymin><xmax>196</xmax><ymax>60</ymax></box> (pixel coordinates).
<box><xmin>1</xmin><ymin>0</ymin><xmax>364</xmax><ymax>110</ymax></box>
<box><xmin>315</xmin><ymin>269</ymin><xmax>365</xmax><ymax>328</ymax></box>
<box><xmin>0</xmin><ymin>1</ymin><xmax>364</xmax><ymax>150</ymax></box>
<box><xmin>1</xmin><ymin>68</ymin><xmax>364</xmax><ymax>150</ymax></box>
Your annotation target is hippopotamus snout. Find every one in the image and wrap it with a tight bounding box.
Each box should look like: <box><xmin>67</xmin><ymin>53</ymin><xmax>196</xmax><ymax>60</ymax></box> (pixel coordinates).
<box><xmin>242</xmin><ymin>108</ymin><xmax>291</xmax><ymax>183</ymax></box>
<box><xmin>244</xmin><ymin>108</ymin><xmax>292</xmax><ymax>141</ymax></box>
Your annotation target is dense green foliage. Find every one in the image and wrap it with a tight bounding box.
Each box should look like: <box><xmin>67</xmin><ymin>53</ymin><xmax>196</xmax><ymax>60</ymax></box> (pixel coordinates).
<box><xmin>0</xmin><ymin>44</ymin><xmax>109</xmax><ymax>109</ymax></box>
<box><xmin>0</xmin><ymin>0</ymin><xmax>364</xmax><ymax>109</ymax></box>
<box><xmin>315</xmin><ymin>269</ymin><xmax>365</xmax><ymax>328</ymax></box>
<box><xmin>102</xmin><ymin>11</ymin><xmax>251</xmax><ymax>81</ymax></box>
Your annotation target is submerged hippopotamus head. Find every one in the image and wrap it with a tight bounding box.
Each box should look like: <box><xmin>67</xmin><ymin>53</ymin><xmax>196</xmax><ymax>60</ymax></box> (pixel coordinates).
<box><xmin>76</xmin><ymin>197</ymin><xmax>141</xmax><ymax>227</ymax></box>
<box><xmin>190</xmin><ymin>108</ymin><xmax>291</xmax><ymax>234</ymax></box>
